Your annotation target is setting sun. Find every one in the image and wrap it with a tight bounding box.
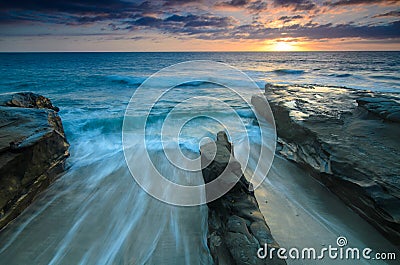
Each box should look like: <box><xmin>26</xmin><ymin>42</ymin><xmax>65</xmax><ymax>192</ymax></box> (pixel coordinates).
<box><xmin>273</xmin><ymin>42</ymin><xmax>295</xmax><ymax>51</ymax></box>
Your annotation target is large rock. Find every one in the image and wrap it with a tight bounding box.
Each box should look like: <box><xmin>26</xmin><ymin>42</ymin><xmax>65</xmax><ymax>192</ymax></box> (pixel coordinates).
<box><xmin>201</xmin><ymin>131</ymin><xmax>286</xmax><ymax>265</ymax></box>
<box><xmin>0</xmin><ymin>92</ymin><xmax>69</xmax><ymax>229</ymax></box>
<box><xmin>253</xmin><ymin>84</ymin><xmax>400</xmax><ymax>247</ymax></box>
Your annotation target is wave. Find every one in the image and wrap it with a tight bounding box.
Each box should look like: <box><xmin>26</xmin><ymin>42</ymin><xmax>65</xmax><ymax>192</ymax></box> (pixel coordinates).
<box><xmin>0</xmin><ymin>126</ymin><xmax>213</xmax><ymax>264</ymax></box>
<box><xmin>235</xmin><ymin>109</ymin><xmax>256</xmax><ymax>118</ymax></box>
<box><xmin>329</xmin><ymin>73</ymin><xmax>352</xmax><ymax>78</ymax></box>
<box><xmin>175</xmin><ymin>81</ymin><xmax>224</xmax><ymax>87</ymax></box>
<box><xmin>273</xmin><ymin>69</ymin><xmax>305</xmax><ymax>75</ymax></box>
<box><xmin>105</xmin><ymin>76</ymin><xmax>230</xmax><ymax>89</ymax></box>
<box><xmin>370</xmin><ymin>75</ymin><xmax>400</xmax><ymax>81</ymax></box>
<box><xmin>105</xmin><ymin>75</ymin><xmax>146</xmax><ymax>86</ymax></box>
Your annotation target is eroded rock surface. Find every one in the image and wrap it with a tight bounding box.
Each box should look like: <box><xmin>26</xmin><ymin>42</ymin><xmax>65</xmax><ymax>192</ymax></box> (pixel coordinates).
<box><xmin>201</xmin><ymin>132</ymin><xmax>286</xmax><ymax>265</ymax></box>
<box><xmin>0</xmin><ymin>92</ymin><xmax>69</xmax><ymax>229</ymax></box>
<box><xmin>252</xmin><ymin>84</ymin><xmax>400</xmax><ymax>247</ymax></box>
<box><xmin>357</xmin><ymin>97</ymin><xmax>400</xmax><ymax>123</ymax></box>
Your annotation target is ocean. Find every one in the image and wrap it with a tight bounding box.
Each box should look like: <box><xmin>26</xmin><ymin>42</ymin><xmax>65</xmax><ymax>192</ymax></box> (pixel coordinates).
<box><xmin>0</xmin><ymin>52</ymin><xmax>399</xmax><ymax>264</ymax></box>
<box><xmin>1</xmin><ymin>52</ymin><xmax>398</xmax><ymax>154</ymax></box>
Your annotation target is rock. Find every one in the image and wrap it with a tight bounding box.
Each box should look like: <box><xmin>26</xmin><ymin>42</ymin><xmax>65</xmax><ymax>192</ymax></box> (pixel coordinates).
<box><xmin>2</xmin><ymin>92</ymin><xmax>60</xmax><ymax>112</ymax></box>
<box><xmin>0</xmin><ymin>92</ymin><xmax>69</xmax><ymax>230</ymax></box>
<box><xmin>356</xmin><ymin>97</ymin><xmax>400</xmax><ymax>122</ymax></box>
<box><xmin>200</xmin><ymin>131</ymin><xmax>286</xmax><ymax>265</ymax></box>
<box><xmin>255</xmin><ymin>84</ymin><xmax>400</xmax><ymax>247</ymax></box>
<box><xmin>387</xmin><ymin>111</ymin><xmax>400</xmax><ymax>123</ymax></box>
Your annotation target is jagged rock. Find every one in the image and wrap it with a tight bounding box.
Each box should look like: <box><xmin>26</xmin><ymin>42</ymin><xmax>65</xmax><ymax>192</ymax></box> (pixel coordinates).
<box><xmin>253</xmin><ymin>84</ymin><xmax>400</xmax><ymax>247</ymax></box>
<box><xmin>2</xmin><ymin>92</ymin><xmax>60</xmax><ymax>112</ymax></box>
<box><xmin>0</xmin><ymin>92</ymin><xmax>69</xmax><ymax>229</ymax></box>
<box><xmin>200</xmin><ymin>131</ymin><xmax>286</xmax><ymax>265</ymax></box>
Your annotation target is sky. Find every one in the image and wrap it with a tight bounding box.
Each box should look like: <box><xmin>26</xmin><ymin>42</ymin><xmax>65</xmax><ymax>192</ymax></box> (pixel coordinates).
<box><xmin>0</xmin><ymin>0</ymin><xmax>399</xmax><ymax>51</ymax></box>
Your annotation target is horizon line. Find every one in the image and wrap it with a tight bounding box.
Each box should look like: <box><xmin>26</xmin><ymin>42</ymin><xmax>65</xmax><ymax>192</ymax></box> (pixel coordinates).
<box><xmin>1</xmin><ymin>50</ymin><xmax>399</xmax><ymax>53</ymax></box>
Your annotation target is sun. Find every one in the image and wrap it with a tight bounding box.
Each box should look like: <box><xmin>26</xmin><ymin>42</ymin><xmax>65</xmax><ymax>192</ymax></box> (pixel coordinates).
<box><xmin>273</xmin><ymin>42</ymin><xmax>295</xmax><ymax>51</ymax></box>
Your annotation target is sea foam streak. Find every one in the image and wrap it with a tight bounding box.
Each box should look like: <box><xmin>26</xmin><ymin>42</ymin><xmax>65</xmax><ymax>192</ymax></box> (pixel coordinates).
<box><xmin>0</xmin><ymin>124</ymin><xmax>213</xmax><ymax>264</ymax></box>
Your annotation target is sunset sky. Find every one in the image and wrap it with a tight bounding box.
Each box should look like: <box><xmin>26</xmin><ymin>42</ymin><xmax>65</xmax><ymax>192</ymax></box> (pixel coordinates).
<box><xmin>0</xmin><ymin>0</ymin><xmax>399</xmax><ymax>51</ymax></box>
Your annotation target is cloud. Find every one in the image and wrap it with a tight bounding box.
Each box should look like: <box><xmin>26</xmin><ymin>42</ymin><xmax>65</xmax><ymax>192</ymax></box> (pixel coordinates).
<box><xmin>0</xmin><ymin>0</ymin><xmax>159</xmax><ymax>24</ymax></box>
<box><xmin>124</xmin><ymin>13</ymin><xmax>399</xmax><ymax>41</ymax></box>
<box><xmin>124</xmin><ymin>13</ymin><xmax>236</xmax><ymax>36</ymax></box>
<box><xmin>273</xmin><ymin>0</ymin><xmax>316</xmax><ymax>11</ymax></box>
<box><xmin>0</xmin><ymin>0</ymin><xmax>138</xmax><ymax>13</ymax></box>
<box><xmin>166</xmin><ymin>14</ymin><xmax>234</xmax><ymax>28</ymax></box>
<box><xmin>225</xmin><ymin>20</ymin><xmax>400</xmax><ymax>40</ymax></box>
<box><xmin>291</xmin><ymin>20</ymin><xmax>400</xmax><ymax>39</ymax></box>
<box><xmin>278</xmin><ymin>15</ymin><xmax>304</xmax><ymax>23</ymax></box>
<box><xmin>0</xmin><ymin>0</ymin><xmax>398</xmax><ymax>45</ymax></box>
<box><xmin>325</xmin><ymin>0</ymin><xmax>398</xmax><ymax>6</ymax></box>
<box><xmin>163</xmin><ymin>0</ymin><xmax>201</xmax><ymax>6</ymax></box>
<box><xmin>214</xmin><ymin>0</ymin><xmax>268</xmax><ymax>13</ymax></box>
<box><xmin>247</xmin><ymin>0</ymin><xmax>268</xmax><ymax>11</ymax></box>
<box><xmin>373</xmin><ymin>10</ymin><xmax>400</xmax><ymax>18</ymax></box>
<box><xmin>133</xmin><ymin>16</ymin><xmax>162</xmax><ymax>26</ymax></box>
<box><xmin>217</xmin><ymin>0</ymin><xmax>249</xmax><ymax>7</ymax></box>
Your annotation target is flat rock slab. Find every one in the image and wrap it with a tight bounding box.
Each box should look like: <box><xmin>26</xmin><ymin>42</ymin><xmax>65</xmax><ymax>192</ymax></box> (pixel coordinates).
<box><xmin>357</xmin><ymin>97</ymin><xmax>400</xmax><ymax>123</ymax></box>
<box><xmin>253</xmin><ymin>85</ymin><xmax>400</xmax><ymax>247</ymax></box>
<box><xmin>201</xmin><ymin>131</ymin><xmax>286</xmax><ymax>265</ymax></box>
<box><xmin>0</xmin><ymin>92</ymin><xmax>69</xmax><ymax>230</ymax></box>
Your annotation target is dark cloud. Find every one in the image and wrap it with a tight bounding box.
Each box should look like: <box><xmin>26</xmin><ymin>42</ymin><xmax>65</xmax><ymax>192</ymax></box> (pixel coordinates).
<box><xmin>2</xmin><ymin>8</ymin><xmax>399</xmax><ymax>42</ymax></box>
<box><xmin>124</xmin><ymin>13</ymin><xmax>235</xmax><ymax>36</ymax></box>
<box><xmin>134</xmin><ymin>16</ymin><xmax>162</xmax><ymax>26</ymax></box>
<box><xmin>0</xmin><ymin>0</ymin><xmax>398</xmax><ymax>44</ymax></box>
<box><xmin>223</xmin><ymin>20</ymin><xmax>400</xmax><ymax>40</ymax></box>
<box><xmin>217</xmin><ymin>0</ymin><xmax>249</xmax><ymax>7</ymax></box>
<box><xmin>278</xmin><ymin>15</ymin><xmax>304</xmax><ymax>23</ymax></box>
<box><xmin>215</xmin><ymin>0</ymin><xmax>267</xmax><ymax>13</ymax></box>
<box><xmin>0</xmin><ymin>0</ymin><xmax>157</xmax><ymax>24</ymax></box>
<box><xmin>0</xmin><ymin>0</ymin><xmax>137</xmax><ymax>13</ymax></box>
<box><xmin>166</xmin><ymin>14</ymin><xmax>234</xmax><ymax>28</ymax></box>
<box><xmin>163</xmin><ymin>0</ymin><xmax>200</xmax><ymax>6</ymax></box>
<box><xmin>325</xmin><ymin>0</ymin><xmax>398</xmax><ymax>6</ymax></box>
<box><xmin>290</xmin><ymin>20</ymin><xmax>400</xmax><ymax>39</ymax></box>
<box><xmin>373</xmin><ymin>10</ymin><xmax>400</xmax><ymax>18</ymax></box>
<box><xmin>165</xmin><ymin>14</ymin><xmax>191</xmax><ymax>22</ymax></box>
<box><xmin>229</xmin><ymin>0</ymin><xmax>248</xmax><ymax>5</ymax></box>
<box><xmin>273</xmin><ymin>0</ymin><xmax>316</xmax><ymax>11</ymax></box>
<box><xmin>247</xmin><ymin>0</ymin><xmax>268</xmax><ymax>11</ymax></box>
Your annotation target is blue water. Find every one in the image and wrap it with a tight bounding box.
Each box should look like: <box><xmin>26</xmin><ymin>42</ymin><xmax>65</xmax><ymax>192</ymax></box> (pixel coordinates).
<box><xmin>0</xmin><ymin>52</ymin><xmax>398</xmax><ymax>145</ymax></box>
<box><xmin>0</xmin><ymin>52</ymin><xmax>399</xmax><ymax>265</ymax></box>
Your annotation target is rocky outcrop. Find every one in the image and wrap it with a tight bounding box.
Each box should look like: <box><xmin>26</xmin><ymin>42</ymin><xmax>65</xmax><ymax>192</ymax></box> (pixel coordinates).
<box><xmin>253</xmin><ymin>84</ymin><xmax>400</xmax><ymax>247</ymax></box>
<box><xmin>201</xmin><ymin>132</ymin><xmax>286</xmax><ymax>265</ymax></box>
<box><xmin>0</xmin><ymin>92</ymin><xmax>69</xmax><ymax>230</ymax></box>
<box><xmin>3</xmin><ymin>92</ymin><xmax>60</xmax><ymax>112</ymax></box>
<box><xmin>356</xmin><ymin>97</ymin><xmax>400</xmax><ymax>123</ymax></box>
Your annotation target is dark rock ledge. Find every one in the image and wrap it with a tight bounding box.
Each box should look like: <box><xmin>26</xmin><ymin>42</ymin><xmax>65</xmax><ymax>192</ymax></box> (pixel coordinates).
<box><xmin>201</xmin><ymin>132</ymin><xmax>286</xmax><ymax>265</ymax></box>
<box><xmin>0</xmin><ymin>92</ymin><xmax>69</xmax><ymax>230</ymax></box>
<box><xmin>252</xmin><ymin>84</ymin><xmax>400</xmax><ymax>247</ymax></box>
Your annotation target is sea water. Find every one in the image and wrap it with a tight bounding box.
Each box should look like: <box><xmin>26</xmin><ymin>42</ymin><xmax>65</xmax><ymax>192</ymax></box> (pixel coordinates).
<box><xmin>0</xmin><ymin>52</ymin><xmax>399</xmax><ymax>264</ymax></box>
